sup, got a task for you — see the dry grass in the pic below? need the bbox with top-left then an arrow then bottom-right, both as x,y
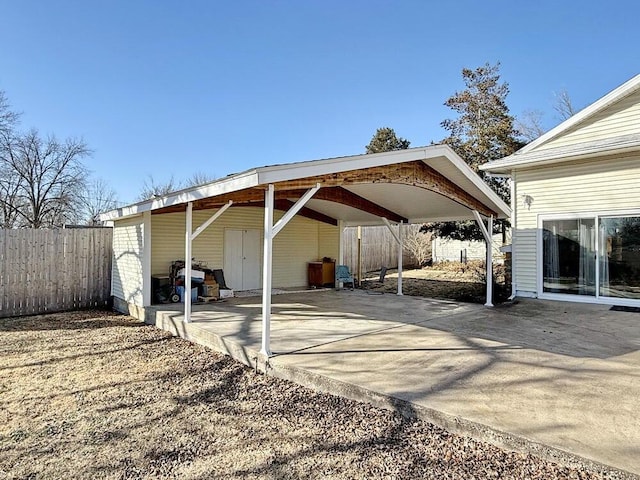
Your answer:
362,262 -> 508,303
0,310 -> 610,479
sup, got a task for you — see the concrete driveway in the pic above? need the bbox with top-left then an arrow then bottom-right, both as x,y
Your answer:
150,291 -> 640,476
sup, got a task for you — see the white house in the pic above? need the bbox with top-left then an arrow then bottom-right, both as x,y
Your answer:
101,145 -> 509,356
482,74 -> 640,307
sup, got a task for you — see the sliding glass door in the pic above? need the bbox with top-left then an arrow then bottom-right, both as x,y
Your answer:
541,215 -> 640,302
542,219 -> 596,296
598,216 -> 640,300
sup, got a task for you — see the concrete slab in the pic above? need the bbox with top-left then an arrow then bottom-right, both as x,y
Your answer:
148,291 -> 640,477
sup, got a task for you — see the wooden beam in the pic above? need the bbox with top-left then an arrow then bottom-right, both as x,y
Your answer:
278,187 -> 406,223
271,161 -> 496,216
320,187 -> 407,223
274,199 -> 337,226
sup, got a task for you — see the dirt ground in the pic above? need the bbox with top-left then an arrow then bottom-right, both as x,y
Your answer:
0,310 -> 614,479
361,261 -> 508,304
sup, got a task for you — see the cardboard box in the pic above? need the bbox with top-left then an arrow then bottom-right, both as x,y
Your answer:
203,284 -> 219,298
219,289 -> 234,298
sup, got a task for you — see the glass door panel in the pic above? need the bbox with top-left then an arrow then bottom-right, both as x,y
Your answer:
598,216 -> 640,299
542,218 -> 596,296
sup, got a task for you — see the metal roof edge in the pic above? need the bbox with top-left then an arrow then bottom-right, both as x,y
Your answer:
99,170 -> 259,221
481,136 -> 640,173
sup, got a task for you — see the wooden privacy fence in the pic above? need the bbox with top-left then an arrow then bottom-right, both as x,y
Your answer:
0,228 -> 113,318
343,225 -> 421,274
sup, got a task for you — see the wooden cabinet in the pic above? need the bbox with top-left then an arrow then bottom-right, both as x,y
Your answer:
308,260 -> 335,288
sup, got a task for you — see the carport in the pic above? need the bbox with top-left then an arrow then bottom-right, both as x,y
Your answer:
102,145 -> 509,356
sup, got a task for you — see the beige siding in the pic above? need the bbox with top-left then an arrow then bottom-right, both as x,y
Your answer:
112,216 -> 145,306
538,90 -> 640,151
317,223 -> 339,262
513,153 -> 640,295
151,207 -> 329,289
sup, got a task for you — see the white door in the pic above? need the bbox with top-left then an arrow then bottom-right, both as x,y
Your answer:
241,229 -> 261,290
224,229 -> 261,290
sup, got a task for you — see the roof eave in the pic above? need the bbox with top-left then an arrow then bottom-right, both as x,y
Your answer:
481,142 -> 640,174
99,170 -> 260,221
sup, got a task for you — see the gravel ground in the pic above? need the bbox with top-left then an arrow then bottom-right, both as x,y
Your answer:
0,310 -> 616,479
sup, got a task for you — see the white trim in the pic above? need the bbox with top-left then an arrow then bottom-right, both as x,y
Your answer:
515,290 -> 537,299
538,292 -> 640,308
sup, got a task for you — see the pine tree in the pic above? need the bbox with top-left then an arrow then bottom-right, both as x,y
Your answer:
365,127 -> 410,153
425,63 -> 524,241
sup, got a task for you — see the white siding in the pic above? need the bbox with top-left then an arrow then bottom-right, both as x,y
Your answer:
151,207 -> 333,289
538,90 -> 640,151
513,153 -> 640,295
112,216 -> 145,306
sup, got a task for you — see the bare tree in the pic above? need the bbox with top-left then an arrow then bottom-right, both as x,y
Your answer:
80,178 -> 119,225
0,168 -> 23,228
137,175 -> 182,201
553,89 -> 577,121
516,109 -> 546,142
0,91 -> 20,139
403,226 -> 432,267
0,91 -> 23,227
186,171 -> 216,187
1,129 -> 90,227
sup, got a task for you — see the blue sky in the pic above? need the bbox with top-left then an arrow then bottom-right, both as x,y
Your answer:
1,1 -> 638,205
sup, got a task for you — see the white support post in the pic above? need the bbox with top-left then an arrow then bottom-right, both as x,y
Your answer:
142,211 -> 152,307
337,220 -> 345,289
381,217 -> 404,296
486,215 -> 494,307
509,177 -> 516,300
191,200 -> 233,240
397,221 -> 403,296
338,220 -> 345,266
472,210 -> 493,307
261,183 -> 320,357
184,202 -> 193,322
261,185 -> 275,357
272,184 -> 320,237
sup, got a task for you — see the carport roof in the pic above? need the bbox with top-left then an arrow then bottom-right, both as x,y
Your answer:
101,144 -> 510,226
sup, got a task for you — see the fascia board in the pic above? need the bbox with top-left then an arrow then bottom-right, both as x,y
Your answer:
99,170 -> 259,221
481,141 -> 640,173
